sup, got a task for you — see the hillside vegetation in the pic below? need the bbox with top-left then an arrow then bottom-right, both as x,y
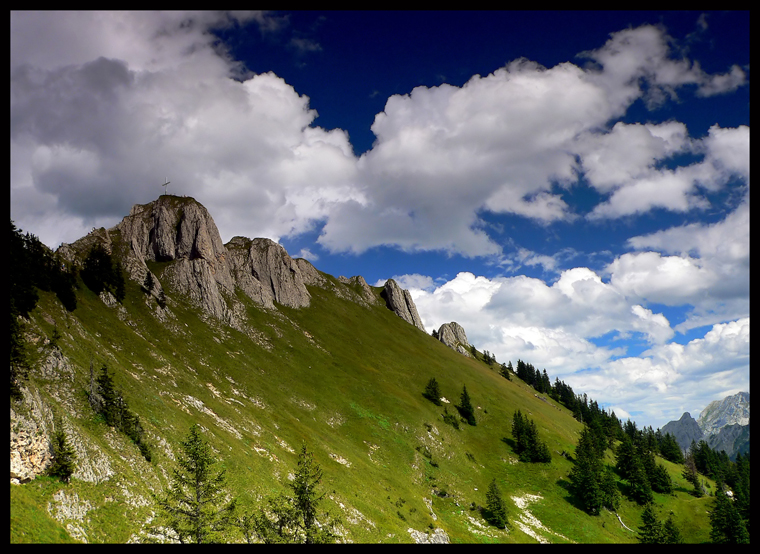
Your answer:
10,216 -> 723,543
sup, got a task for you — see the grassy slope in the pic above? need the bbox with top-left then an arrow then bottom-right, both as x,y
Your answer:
11,265 -> 715,543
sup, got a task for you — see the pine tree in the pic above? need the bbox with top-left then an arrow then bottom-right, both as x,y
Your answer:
456,385 -> 476,426
484,479 -> 508,529
637,503 -> 664,543
47,420 -> 77,484
567,425 -> 604,515
709,487 -> 750,543
251,444 -> 339,543
422,377 -> 442,406
661,515 -> 683,544
152,424 -> 236,543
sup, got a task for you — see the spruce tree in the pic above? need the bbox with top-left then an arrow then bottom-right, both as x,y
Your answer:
567,425 -> 604,515
422,377 -> 442,405
636,503 -> 664,543
456,385 -> 476,426
484,479 -> 508,529
47,420 -> 77,484
251,444 -> 339,543
709,487 -> 750,543
152,424 -> 236,543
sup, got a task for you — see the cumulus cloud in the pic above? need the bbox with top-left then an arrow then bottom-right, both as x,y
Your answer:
11,14 -> 748,259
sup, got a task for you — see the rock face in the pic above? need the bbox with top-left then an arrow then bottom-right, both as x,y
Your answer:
382,279 -> 426,333
660,412 -> 704,453
437,322 -> 471,357
226,236 -> 310,309
697,391 -> 749,437
661,392 -> 750,458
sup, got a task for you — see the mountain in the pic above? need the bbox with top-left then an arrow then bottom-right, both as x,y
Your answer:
697,392 -> 750,437
660,392 -> 750,459
660,412 -> 705,454
11,195 -> 717,543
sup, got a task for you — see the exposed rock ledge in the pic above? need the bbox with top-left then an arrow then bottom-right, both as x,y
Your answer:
437,322 -> 471,357
382,279 -> 426,333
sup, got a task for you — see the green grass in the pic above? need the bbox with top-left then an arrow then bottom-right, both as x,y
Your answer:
11,264 -> 716,543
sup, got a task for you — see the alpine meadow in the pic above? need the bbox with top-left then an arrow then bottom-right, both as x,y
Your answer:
10,195 -> 749,543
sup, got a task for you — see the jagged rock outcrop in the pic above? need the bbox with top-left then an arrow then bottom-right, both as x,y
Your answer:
660,392 -> 750,458
437,322 -> 471,357
381,279 -> 426,333
660,412 -> 704,453
697,391 -> 749,437
338,275 -> 378,308
226,237 -> 310,309
706,423 -> 750,459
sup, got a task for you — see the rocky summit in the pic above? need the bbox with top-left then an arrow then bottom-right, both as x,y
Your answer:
437,322 -> 471,357
381,279 -> 427,333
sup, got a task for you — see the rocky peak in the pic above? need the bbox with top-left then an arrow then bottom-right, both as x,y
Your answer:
437,322 -> 471,357
381,279 -> 426,333
226,237 -> 310,309
660,412 -> 704,453
697,391 -> 749,437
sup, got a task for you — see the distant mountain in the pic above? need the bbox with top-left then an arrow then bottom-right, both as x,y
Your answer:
660,392 -> 750,459
660,412 -> 704,453
697,392 -> 750,437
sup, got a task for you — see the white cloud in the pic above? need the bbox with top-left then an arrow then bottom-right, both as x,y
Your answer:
11,15 -> 748,259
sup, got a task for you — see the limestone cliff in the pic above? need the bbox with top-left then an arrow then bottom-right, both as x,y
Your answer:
660,412 -> 704,453
697,391 -> 749,437
381,279 -> 426,333
226,237 -> 310,309
437,322 -> 471,357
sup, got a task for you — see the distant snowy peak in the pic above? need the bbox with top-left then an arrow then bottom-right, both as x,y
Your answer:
697,391 -> 750,437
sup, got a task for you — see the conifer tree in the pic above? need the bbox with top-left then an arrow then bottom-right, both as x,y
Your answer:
636,503 -> 664,543
484,479 -> 508,529
567,425 -> 604,515
251,444 -> 339,543
661,515 -> 683,544
709,487 -> 750,543
422,377 -> 442,406
47,419 -> 77,484
456,385 -> 476,426
152,424 -> 236,543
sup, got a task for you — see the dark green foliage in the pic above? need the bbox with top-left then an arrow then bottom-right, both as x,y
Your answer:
456,385 -> 476,426
422,377 -> 442,406
11,221 -> 78,399
709,487 -> 749,543
81,244 -> 125,302
681,449 -> 704,497
657,432 -> 684,464
636,503 -> 663,543
10,304 -> 31,401
152,424 -> 237,543
442,406 -> 460,430
511,409 -> 552,463
499,362 -> 511,380
637,503 -> 684,543
249,444 -> 340,543
567,424 -> 619,515
484,479 -> 508,529
567,425 -> 605,515
47,420 -> 77,484
91,364 -> 152,461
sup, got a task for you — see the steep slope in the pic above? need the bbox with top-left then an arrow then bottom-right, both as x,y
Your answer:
11,196 -> 716,544
697,392 -> 750,437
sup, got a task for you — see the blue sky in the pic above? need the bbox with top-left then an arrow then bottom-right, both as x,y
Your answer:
10,11 -> 749,429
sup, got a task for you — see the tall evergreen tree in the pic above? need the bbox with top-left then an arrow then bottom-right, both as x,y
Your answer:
152,424 -> 237,543
47,419 -> 78,484
709,487 -> 750,544
637,503 -> 664,543
456,385 -> 476,426
484,479 -> 508,529
422,377 -> 442,406
568,425 -> 604,515
251,444 -> 339,543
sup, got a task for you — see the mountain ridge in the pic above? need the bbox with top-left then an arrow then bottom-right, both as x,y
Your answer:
11,195 -> 719,543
